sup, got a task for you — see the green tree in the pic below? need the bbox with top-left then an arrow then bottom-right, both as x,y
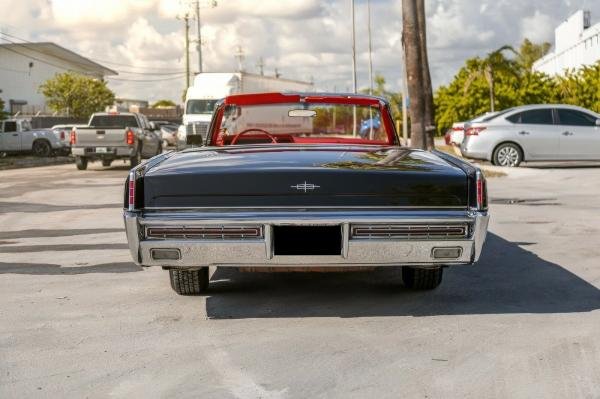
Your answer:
463,45 -> 520,112
39,72 -> 115,118
152,99 -> 176,108
518,38 -> 551,70
555,63 -> 600,113
434,53 -> 558,135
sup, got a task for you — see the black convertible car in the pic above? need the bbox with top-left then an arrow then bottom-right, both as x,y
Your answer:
124,93 -> 489,295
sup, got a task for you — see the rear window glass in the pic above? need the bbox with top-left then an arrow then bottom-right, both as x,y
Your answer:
557,109 -> 597,126
90,115 -> 139,128
507,109 -> 553,125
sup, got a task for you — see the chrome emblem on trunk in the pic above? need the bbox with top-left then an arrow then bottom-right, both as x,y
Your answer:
291,181 -> 320,192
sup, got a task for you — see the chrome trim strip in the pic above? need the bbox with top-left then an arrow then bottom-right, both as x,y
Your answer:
144,205 -> 468,211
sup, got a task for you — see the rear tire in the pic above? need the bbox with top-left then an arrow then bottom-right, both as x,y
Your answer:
102,159 -> 112,167
402,266 -> 443,290
75,156 -> 88,170
492,143 -> 523,167
169,268 -> 209,295
32,140 -> 51,157
130,149 -> 142,167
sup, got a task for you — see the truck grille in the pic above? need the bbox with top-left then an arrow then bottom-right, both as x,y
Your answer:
350,224 -> 469,240
146,225 -> 263,240
186,122 -> 209,137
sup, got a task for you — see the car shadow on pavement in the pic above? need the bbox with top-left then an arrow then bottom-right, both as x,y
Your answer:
0,262 -> 142,274
205,233 -> 600,319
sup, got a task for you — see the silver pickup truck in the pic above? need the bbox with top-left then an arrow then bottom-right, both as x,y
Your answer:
0,119 -> 70,156
71,112 -> 162,170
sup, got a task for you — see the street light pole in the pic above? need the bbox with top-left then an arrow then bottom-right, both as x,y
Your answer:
351,0 -> 357,136
367,0 -> 373,95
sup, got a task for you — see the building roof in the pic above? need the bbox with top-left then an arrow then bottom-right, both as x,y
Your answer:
0,42 -> 118,76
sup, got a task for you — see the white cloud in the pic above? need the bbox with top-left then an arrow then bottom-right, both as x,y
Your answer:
521,10 -> 555,43
1,0 -> 600,102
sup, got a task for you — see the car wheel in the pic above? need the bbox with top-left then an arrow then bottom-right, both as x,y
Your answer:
169,268 -> 209,295
402,266 -> 443,290
102,159 -> 112,167
493,143 -> 522,167
130,150 -> 142,167
32,140 -> 51,157
75,156 -> 88,170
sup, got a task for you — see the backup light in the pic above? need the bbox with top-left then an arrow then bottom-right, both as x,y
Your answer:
432,247 -> 462,259
151,248 -> 181,260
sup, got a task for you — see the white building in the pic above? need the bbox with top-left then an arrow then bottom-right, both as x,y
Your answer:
533,10 -> 600,75
0,42 -> 117,115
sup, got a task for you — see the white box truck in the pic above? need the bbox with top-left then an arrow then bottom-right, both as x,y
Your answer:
183,72 -> 313,145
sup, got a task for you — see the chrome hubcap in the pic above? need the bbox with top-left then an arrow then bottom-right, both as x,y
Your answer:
497,146 -> 519,166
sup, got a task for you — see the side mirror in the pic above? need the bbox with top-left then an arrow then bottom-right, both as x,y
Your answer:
596,119 -> 600,127
149,122 -> 157,131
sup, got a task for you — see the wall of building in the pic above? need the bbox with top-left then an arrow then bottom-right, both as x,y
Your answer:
0,47 -> 103,115
533,10 -> 600,76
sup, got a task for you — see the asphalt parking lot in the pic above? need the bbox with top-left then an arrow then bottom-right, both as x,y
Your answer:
1,161 -> 600,398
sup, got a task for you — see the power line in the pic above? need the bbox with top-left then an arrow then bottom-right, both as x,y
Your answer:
107,74 -> 186,82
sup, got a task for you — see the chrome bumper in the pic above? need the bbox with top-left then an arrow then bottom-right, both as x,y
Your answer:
123,209 -> 489,268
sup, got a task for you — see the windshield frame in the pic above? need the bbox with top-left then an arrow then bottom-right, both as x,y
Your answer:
206,93 -> 398,147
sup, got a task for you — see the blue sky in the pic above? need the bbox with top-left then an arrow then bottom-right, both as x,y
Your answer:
1,0 -> 599,102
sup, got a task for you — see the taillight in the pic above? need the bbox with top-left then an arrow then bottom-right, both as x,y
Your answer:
126,129 -> 135,145
475,170 -> 487,210
128,173 -> 135,211
465,127 -> 486,136
70,130 -> 77,145
60,130 -> 65,140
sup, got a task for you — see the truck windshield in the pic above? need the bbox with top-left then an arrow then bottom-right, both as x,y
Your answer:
186,100 -> 218,115
212,103 -> 392,146
91,115 -> 139,128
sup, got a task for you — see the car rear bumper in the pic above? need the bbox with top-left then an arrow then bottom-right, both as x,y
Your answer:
72,146 -> 134,158
124,209 -> 489,268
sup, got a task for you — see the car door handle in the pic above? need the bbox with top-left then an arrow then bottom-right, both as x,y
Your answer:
518,131 -> 529,135
562,131 -> 574,136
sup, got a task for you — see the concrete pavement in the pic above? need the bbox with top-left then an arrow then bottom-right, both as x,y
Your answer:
0,162 -> 599,398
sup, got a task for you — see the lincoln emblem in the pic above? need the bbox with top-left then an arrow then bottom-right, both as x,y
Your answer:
291,181 -> 320,192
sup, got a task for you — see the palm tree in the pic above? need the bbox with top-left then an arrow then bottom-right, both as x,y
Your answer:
463,45 -> 519,112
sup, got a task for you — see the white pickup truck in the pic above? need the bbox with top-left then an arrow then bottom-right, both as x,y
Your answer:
0,119 -> 70,156
71,112 -> 162,170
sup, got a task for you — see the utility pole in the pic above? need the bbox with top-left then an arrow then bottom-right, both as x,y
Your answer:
367,0 -> 373,95
350,0 -> 357,94
195,1 -> 202,73
256,57 -> 264,75
184,14 -> 190,89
